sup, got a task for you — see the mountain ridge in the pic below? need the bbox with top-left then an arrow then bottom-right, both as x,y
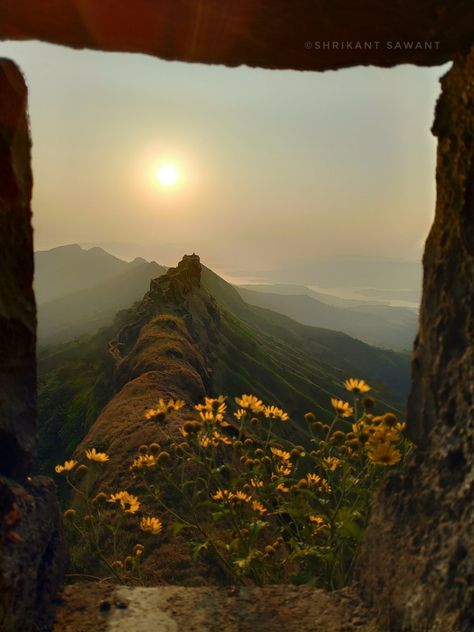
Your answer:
38,254 -> 410,479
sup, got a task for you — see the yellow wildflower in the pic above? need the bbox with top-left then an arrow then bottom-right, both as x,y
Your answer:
200,436 -> 212,448
130,454 -> 158,470
323,456 -> 340,471
251,500 -> 267,515
234,409 -> 247,421
54,460 -> 77,474
164,398 -> 185,412
263,405 -> 289,422
195,396 -> 227,416
309,474 -> 331,494
277,483 -> 290,493
276,464 -> 292,477
212,489 -> 233,502
309,515 -> 328,528
145,398 -> 185,420
344,378 -> 371,394
213,431 -> 232,445
367,442 -> 401,466
370,425 -> 399,444
270,447 -> 291,461
199,410 -> 224,425
84,448 -> 109,463
235,394 -> 265,414
250,478 -> 264,488
232,490 -> 251,503
107,491 -> 140,514
395,421 -> 406,434
140,516 -> 163,535
331,399 -> 354,418
352,420 -> 371,444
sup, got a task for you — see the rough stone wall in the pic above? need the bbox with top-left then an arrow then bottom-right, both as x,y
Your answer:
0,477 -> 66,632
1,0 -> 473,71
0,60 -> 66,632
357,46 -> 474,632
0,59 -> 36,479
408,47 -> 474,445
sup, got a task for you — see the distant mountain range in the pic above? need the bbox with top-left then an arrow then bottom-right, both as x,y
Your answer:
34,245 -> 418,351
236,285 -> 418,350
35,245 -> 167,344
37,253 -> 410,476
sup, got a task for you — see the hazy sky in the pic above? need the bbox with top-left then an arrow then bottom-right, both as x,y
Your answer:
0,41 -> 449,280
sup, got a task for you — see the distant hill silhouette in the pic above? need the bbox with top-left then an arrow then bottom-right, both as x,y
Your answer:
35,244 -> 167,343
35,246 -> 418,351
236,285 -> 418,350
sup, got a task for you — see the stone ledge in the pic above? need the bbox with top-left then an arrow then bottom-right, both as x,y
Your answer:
54,583 -> 377,632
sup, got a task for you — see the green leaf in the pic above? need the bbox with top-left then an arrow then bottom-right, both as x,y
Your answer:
172,521 -> 188,536
191,540 -> 209,562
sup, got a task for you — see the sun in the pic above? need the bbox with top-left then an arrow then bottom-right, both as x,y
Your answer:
156,164 -> 180,187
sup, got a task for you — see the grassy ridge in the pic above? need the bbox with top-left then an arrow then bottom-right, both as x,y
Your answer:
37,263 -> 410,474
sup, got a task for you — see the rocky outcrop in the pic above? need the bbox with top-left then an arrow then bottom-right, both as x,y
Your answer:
0,476 -> 66,632
356,46 -> 474,632
408,46 -> 474,445
0,60 -> 65,632
0,1 -> 473,71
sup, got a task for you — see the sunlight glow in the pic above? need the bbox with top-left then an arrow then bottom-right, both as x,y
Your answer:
156,164 -> 180,187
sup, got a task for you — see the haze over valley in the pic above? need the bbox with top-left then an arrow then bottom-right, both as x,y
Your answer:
35,244 -> 419,351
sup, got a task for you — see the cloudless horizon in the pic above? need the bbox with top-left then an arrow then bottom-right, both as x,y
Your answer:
0,40 -> 450,281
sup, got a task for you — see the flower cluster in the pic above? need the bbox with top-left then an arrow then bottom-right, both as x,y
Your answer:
54,446 -> 163,583
55,378 -> 410,589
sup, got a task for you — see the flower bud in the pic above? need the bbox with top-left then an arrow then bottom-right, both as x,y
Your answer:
63,508 -> 76,520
